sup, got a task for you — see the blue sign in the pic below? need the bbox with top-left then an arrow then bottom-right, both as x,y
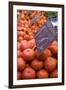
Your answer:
35,21 -> 57,54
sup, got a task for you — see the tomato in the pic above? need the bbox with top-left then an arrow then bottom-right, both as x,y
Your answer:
17,31 -> 25,37
50,69 -> 58,78
22,49 -> 35,61
20,40 -> 29,50
42,49 -> 52,60
17,42 -> 21,50
17,36 -> 23,42
29,35 -> 34,39
17,72 -> 21,80
17,57 -> 26,71
37,69 -> 49,78
28,39 -> 35,49
51,41 -> 58,46
48,45 -> 58,55
23,34 -> 30,41
31,59 -> 43,70
17,50 -> 22,57
22,67 -> 36,79
44,57 -> 57,72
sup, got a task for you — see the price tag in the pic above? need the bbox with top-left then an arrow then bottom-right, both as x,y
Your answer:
35,21 -> 57,54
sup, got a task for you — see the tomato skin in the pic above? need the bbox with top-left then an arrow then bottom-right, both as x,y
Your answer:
22,49 -> 35,61
50,69 -> 58,78
51,41 -> 58,46
17,31 -> 24,37
37,69 -> 49,79
44,57 -> 57,72
17,50 -> 22,57
29,35 -> 34,39
28,39 -> 35,49
23,34 -> 30,41
42,49 -> 52,60
17,36 -> 23,42
48,45 -> 58,55
17,57 -> 26,71
20,40 -> 29,50
35,49 -> 39,58
35,49 -> 43,60
22,67 -> 36,79
17,72 -> 21,80
31,59 -> 43,70
17,42 -> 21,50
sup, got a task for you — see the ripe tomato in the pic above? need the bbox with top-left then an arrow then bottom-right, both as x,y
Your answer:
28,39 -> 35,49
17,42 -> 21,50
17,50 -> 22,57
42,49 -> 52,60
50,69 -> 58,78
20,40 -> 29,50
37,69 -> 49,78
31,59 -> 43,70
22,67 -> 36,79
22,49 -> 35,61
44,57 -> 57,72
17,72 -> 21,80
17,57 -> 26,71
23,34 -> 30,41
17,36 -> 23,42
48,45 -> 58,55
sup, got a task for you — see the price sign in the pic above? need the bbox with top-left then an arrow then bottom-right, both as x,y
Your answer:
35,21 -> 57,54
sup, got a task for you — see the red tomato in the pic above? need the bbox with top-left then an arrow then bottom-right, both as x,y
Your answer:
44,57 -> 57,72
48,45 -> 58,55
20,40 -> 29,50
28,39 -> 35,49
17,72 -> 21,80
22,49 -> 35,61
37,69 -> 49,78
42,49 -> 52,60
31,59 -> 43,70
17,50 -> 22,57
17,31 -> 24,37
22,67 -> 36,79
17,57 -> 26,71
17,36 -> 23,42
23,34 -> 30,41
50,69 -> 58,78
52,41 -> 58,46
17,42 -> 21,50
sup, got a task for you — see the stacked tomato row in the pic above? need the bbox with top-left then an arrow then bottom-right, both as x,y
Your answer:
17,10 -> 58,80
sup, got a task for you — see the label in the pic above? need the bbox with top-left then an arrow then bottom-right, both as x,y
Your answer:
35,21 -> 57,54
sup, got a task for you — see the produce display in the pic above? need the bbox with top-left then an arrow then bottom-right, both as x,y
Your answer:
17,10 -> 58,80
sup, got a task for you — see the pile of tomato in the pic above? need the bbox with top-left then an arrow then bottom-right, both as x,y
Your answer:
17,10 -> 58,80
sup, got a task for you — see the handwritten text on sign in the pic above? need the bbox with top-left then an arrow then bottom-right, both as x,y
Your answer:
35,21 -> 57,54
